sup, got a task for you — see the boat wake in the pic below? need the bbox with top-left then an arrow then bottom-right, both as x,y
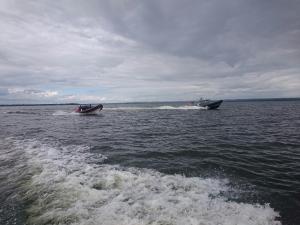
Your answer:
3,110 -> 41,115
52,110 -> 77,116
106,105 -> 206,110
157,105 -> 206,110
1,138 -> 281,225
52,106 -> 207,115
53,110 -> 103,116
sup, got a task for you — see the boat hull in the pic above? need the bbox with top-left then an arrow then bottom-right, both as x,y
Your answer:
197,100 -> 223,110
206,100 -> 223,109
75,104 -> 103,114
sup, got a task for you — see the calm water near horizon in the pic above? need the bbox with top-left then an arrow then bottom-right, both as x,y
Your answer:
0,100 -> 299,225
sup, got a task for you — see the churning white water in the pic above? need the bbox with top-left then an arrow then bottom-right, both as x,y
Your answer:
1,138 -> 281,225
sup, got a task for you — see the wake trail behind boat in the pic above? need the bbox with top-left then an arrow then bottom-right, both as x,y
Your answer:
0,138 -> 281,225
105,105 -> 206,110
52,110 -> 78,116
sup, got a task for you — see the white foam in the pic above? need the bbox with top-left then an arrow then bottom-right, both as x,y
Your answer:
105,105 -> 205,110
8,139 -> 281,225
157,105 -> 206,110
53,110 -> 103,116
53,105 -> 206,113
52,110 -> 79,116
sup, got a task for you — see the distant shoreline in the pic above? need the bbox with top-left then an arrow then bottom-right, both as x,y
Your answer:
0,97 -> 299,106
0,103 -> 79,107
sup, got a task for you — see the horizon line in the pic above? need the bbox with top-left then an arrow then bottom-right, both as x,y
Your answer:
0,97 -> 300,106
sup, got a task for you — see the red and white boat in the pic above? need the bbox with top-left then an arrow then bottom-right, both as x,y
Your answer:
75,104 -> 103,114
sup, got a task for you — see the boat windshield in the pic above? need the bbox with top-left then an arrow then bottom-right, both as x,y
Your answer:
79,104 -> 92,109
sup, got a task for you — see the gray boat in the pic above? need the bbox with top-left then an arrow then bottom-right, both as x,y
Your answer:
75,104 -> 103,114
196,99 -> 223,109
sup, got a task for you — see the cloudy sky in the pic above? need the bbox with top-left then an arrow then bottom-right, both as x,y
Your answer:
0,0 -> 299,103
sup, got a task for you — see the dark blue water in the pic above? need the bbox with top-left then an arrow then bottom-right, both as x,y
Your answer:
0,100 -> 299,225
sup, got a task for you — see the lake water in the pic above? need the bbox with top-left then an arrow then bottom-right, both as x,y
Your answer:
0,100 -> 299,225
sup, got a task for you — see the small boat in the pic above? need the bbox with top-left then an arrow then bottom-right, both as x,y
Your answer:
196,99 -> 223,110
75,104 -> 103,114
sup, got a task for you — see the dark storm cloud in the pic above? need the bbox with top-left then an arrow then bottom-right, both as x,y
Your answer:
94,0 -> 300,66
0,0 -> 299,103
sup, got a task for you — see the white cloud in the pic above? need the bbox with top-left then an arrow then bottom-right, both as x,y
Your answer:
62,94 -> 106,103
8,88 -> 58,96
0,0 -> 299,104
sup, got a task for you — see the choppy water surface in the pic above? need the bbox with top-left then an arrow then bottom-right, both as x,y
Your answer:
0,100 -> 299,225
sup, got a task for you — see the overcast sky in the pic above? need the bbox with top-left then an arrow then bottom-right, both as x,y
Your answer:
0,0 -> 299,103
